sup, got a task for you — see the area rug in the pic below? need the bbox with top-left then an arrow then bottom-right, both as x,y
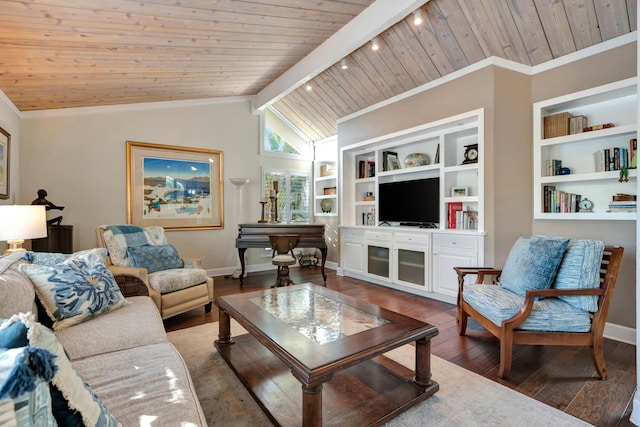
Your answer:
167,322 -> 591,426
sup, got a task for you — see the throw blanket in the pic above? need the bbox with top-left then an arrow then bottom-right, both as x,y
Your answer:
105,225 -> 148,248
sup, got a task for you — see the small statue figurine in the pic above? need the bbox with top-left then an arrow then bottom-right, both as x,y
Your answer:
31,189 -> 64,226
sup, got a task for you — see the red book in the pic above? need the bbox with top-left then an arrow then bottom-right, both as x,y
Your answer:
448,202 -> 463,229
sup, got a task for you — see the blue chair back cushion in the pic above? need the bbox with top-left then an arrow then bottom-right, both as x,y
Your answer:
126,244 -> 184,274
552,239 -> 604,312
463,284 -> 591,332
499,235 -> 570,297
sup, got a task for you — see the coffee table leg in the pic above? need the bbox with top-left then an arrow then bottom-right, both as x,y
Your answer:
216,308 -> 233,345
302,383 -> 322,427
414,337 -> 433,389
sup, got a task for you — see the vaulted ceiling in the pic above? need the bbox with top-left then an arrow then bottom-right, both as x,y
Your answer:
0,0 -> 636,142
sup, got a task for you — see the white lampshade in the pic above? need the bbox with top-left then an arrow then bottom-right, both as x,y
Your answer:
0,205 -> 47,253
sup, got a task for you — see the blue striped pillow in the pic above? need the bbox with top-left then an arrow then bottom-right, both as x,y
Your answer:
553,240 -> 604,312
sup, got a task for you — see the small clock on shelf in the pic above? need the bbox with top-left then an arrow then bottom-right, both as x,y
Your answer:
462,144 -> 479,164
578,198 -> 593,212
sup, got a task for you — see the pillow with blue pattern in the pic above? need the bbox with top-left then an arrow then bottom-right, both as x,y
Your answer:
0,313 -> 121,426
499,235 -> 570,297
126,244 -> 184,274
19,250 -> 128,331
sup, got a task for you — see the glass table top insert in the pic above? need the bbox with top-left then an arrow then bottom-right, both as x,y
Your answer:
250,289 -> 389,345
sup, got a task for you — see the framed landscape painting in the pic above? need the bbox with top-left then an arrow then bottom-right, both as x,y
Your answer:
0,126 -> 10,199
127,141 -> 224,230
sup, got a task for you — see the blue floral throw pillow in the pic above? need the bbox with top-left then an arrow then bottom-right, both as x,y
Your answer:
499,235 -> 571,297
126,244 -> 184,274
19,254 -> 128,331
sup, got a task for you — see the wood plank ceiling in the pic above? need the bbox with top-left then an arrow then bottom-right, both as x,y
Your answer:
0,0 -> 636,142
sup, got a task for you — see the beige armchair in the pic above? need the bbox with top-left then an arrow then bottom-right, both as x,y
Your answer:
96,225 -> 214,319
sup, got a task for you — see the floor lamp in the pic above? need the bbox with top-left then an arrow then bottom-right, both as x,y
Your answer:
229,178 -> 250,279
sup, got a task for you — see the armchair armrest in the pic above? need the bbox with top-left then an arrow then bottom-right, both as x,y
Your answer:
182,257 -> 202,269
454,267 -> 502,285
108,266 -> 151,297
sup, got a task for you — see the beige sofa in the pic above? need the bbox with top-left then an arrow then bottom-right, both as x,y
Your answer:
0,252 -> 207,425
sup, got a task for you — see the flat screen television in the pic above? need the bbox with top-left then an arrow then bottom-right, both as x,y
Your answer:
378,177 -> 440,226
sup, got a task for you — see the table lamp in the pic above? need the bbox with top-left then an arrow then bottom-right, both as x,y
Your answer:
0,205 -> 47,254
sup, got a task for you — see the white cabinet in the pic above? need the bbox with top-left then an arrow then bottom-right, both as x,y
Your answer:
339,226 -> 484,303
432,234 -> 481,298
340,109 -> 484,231
314,160 -> 337,217
533,78 -> 637,220
341,228 -> 364,274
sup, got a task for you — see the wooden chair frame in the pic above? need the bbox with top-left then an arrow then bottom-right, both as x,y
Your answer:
455,245 -> 624,379
269,234 -> 298,287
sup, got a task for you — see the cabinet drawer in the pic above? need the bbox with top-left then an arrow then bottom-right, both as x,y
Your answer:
394,233 -> 430,246
341,228 -> 365,239
366,231 -> 392,242
432,234 -> 478,250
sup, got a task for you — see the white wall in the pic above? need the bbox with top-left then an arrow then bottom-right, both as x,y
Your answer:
0,94 -> 22,252
18,99 -> 265,272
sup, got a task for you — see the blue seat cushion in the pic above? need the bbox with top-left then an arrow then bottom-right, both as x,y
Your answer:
463,284 -> 592,332
499,235 -> 570,297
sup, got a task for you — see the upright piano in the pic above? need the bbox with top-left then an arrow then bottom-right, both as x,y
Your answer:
235,223 -> 327,285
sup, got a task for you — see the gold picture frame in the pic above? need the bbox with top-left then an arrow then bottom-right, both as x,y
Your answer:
0,126 -> 10,199
127,141 -> 224,230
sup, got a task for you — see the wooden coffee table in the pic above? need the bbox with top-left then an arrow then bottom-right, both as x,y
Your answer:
214,283 -> 439,427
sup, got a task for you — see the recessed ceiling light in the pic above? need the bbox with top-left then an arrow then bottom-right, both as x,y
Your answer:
305,81 -> 312,91
341,58 -> 348,70
413,10 -> 423,26
371,37 -> 379,51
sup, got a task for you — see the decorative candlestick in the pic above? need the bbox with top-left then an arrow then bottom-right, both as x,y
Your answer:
258,201 -> 267,223
269,194 -> 279,223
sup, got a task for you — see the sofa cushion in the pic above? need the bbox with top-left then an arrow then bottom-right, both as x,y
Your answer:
55,297 -> 167,361
0,253 -> 36,319
499,235 -> 571,297
127,244 -> 184,273
463,284 -> 592,332
23,248 -> 109,267
19,251 -> 128,331
72,342 -> 206,426
0,313 -> 121,426
148,268 -> 208,294
553,239 -> 604,312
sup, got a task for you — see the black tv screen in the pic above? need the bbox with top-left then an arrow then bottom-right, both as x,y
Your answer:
378,178 -> 439,226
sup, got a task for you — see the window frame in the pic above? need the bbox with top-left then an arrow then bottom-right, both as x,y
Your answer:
262,168 -> 311,224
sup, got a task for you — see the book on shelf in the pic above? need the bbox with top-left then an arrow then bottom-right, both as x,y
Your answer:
593,147 -> 628,172
583,123 -> 614,132
358,160 -> 365,179
454,208 -> 478,230
447,202 -> 462,229
608,199 -> 637,212
569,115 -> 587,134
613,193 -> 636,201
545,159 -> 562,176
543,186 -> 581,213
367,161 -> 375,177
543,112 -> 571,138
630,138 -> 637,169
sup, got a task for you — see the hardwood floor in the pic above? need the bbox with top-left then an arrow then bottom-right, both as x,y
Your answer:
163,268 -> 636,427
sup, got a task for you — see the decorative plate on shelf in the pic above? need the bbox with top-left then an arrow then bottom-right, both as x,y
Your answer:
320,198 -> 334,213
404,153 -> 429,168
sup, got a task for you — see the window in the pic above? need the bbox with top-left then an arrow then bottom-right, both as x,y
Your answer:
262,108 -> 312,159
263,169 -> 310,223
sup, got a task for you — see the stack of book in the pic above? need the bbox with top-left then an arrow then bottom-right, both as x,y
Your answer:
608,201 -> 636,213
543,185 -> 581,213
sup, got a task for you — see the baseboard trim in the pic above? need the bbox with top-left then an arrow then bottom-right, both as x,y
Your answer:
604,322 -> 636,345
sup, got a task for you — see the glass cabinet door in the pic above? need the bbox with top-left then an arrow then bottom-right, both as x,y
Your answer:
397,248 -> 425,286
367,245 -> 389,278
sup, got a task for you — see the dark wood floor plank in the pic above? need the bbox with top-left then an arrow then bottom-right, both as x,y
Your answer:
163,267 -> 635,427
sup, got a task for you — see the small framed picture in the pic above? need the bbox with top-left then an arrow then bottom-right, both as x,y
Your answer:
388,154 -> 401,170
451,186 -> 468,197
